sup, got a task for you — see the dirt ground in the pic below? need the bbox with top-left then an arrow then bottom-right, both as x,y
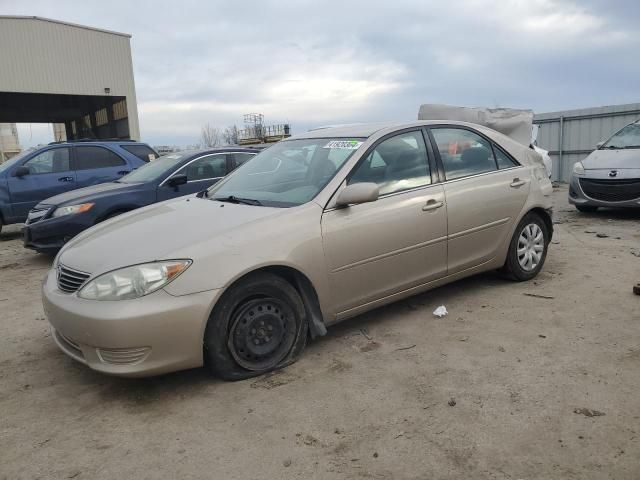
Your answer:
1,185 -> 639,480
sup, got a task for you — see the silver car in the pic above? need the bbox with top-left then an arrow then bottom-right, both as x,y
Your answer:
43,121 -> 553,379
570,120 -> 640,212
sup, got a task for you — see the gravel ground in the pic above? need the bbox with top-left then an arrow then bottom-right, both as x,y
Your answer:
1,185 -> 639,480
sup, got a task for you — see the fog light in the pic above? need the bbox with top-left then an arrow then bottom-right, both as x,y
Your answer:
96,347 -> 151,365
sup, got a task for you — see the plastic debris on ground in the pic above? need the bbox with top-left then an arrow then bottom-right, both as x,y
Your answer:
433,305 -> 448,318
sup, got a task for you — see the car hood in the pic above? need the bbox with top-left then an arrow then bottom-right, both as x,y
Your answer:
37,182 -> 144,207
58,196 -> 288,275
582,148 -> 640,170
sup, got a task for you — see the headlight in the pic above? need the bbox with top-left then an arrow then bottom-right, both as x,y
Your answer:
52,203 -> 94,218
78,260 -> 191,301
573,162 -> 585,175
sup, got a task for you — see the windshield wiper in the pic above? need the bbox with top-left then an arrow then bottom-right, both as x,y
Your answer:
214,195 -> 263,206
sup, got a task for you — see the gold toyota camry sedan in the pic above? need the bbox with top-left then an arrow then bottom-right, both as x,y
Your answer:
43,121 -> 553,379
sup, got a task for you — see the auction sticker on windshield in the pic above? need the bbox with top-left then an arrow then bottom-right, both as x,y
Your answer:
323,140 -> 363,149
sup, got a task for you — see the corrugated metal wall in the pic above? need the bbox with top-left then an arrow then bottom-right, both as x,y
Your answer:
0,16 -> 139,139
534,103 -> 640,181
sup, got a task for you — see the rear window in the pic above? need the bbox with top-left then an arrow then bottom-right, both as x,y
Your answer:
121,144 -> 158,162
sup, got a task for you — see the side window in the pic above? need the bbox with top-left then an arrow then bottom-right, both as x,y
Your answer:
232,152 -> 255,167
76,146 -> 126,170
348,131 -> 431,196
23,148 -> 71,174
494,146 -> 518,169
431,128 -> 497,181
184,154 -> 227,181
121,145 -> 158,162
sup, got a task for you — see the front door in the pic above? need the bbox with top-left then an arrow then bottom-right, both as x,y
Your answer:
6,146 -> 74,220
321,130 -> 448,315
429,127 -> 530,274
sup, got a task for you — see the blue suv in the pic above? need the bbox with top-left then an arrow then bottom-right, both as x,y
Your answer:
0,140 -> 157,234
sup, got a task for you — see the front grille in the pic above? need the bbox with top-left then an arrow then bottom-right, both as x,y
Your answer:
57,264 -> 91,293
580,178 -> 640,202
26,206 -> 52,225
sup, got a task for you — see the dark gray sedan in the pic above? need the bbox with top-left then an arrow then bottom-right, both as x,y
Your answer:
569,120 -> 640,212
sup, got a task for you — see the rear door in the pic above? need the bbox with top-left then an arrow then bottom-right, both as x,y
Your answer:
157,153 -> 231,201
428,126 -> 530,274
74,145 -> 130,187
6,146 -> 74,220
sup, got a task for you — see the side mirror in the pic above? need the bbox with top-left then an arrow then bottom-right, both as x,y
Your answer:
167,173 -> 188,187
14,166 -> 30,177
596,141 -> 604,149
335,182 -> 379,207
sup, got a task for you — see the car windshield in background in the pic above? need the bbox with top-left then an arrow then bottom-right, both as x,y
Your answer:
118,153 -> 187,183
209,138 -> 364,207
603,123 -> 640,149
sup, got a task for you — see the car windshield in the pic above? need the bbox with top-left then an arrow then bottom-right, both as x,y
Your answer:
208,138 -> 364,207
119,153 -> 188,183
0,149 -> 32,174
602,123 -> 640,149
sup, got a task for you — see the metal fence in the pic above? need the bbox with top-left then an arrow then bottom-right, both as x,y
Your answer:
533,103 -> 640,182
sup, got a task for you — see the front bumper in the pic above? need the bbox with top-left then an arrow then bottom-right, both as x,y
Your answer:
42,268 -> 221,377
569,174 -> 640,208
23,212 -> 92,253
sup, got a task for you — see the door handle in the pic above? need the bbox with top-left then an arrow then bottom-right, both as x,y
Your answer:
118,170 -> 130,175
58,176 -> 74,182
422,199 -> 444,212
510,178 -> 526,188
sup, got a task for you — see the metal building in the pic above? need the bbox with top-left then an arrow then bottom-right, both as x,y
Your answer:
534,103 -> 640,181
0,16 -> 139,140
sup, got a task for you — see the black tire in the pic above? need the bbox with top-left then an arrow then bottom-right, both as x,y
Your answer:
204,272 -> 308,381
576,205 -> 598,213
503,212 -> 550,282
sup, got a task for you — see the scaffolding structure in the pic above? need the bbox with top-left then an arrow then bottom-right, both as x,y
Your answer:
238,113 -> 291,145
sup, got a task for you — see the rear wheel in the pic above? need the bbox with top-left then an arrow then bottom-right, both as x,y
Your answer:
204,272 -> 308,381
503,212 -> 549,281
576,205 -> 598,213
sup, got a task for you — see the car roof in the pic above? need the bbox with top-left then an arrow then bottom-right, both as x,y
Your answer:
161,147 -> 258,160
46,141 -> 152,148
288,120 -> 499,140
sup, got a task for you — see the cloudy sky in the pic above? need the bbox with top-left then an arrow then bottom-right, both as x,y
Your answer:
3,0 -> 639,147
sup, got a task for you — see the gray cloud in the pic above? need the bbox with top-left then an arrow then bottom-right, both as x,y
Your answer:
5,0 -> 640,147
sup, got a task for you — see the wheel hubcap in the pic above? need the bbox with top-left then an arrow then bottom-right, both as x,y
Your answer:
228,298 -> 296,371
517,223 -> 544,272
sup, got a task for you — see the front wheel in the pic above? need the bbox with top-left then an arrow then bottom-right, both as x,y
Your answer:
503,213 -> 550,281
204,272 -> 308,381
